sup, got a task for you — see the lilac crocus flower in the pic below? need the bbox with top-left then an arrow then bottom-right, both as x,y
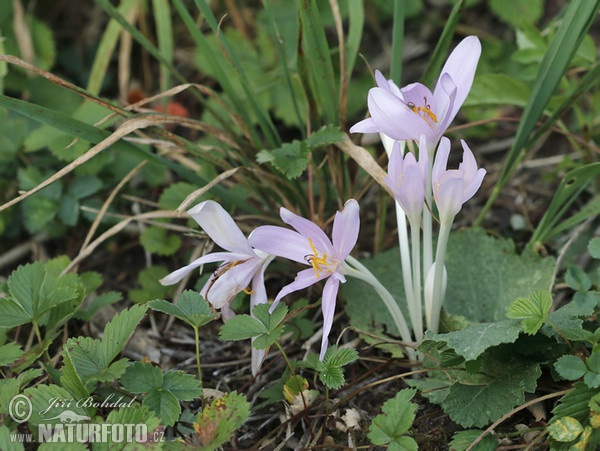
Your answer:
160,200 -> 274,374
249,200 -> 360,359
432,137 -> 486,224
350,36 -> 481,149
384,136 -> 429,224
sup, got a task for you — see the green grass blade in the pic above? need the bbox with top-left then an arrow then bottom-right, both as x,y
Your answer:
170,0 -> 257,146
421,0 -> 465,87
528,163 -> 600,248
476,0 -> 600,225
527,60 -> 600,148
262,0 -> 305,137
345,0 -> 364,78
152,0 -> 174,98
296,0 -> 339,125
0,94 -> 248,211
96,0 -> 177,81
87,0 -> 140,95
193,0 -> 281,147
390,0 -> 404,84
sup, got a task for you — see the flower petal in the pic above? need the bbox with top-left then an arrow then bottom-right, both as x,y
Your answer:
349,117 -> 379,134
188,201 -> 254,255
249,226 -> 311,264
368,88 -> 432,141
271,268 -> 322,310
279,208 -> 333,254
432,73 -> 457,139
203,258 -> 262,309
435,36 -> 481,120
435,176 -> 465,223
379,133 -> 401,157
319,275 -> 341,360
332,200 -> 360,260
432,137 -> 451,182
159,251 -> 243,285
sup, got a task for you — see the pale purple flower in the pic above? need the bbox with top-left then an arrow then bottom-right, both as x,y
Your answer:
249,200 -> 360,359
384,136 -> 429,224
350,36 -> 481,149
160,200 -> 273,374
432,137 -> 486,224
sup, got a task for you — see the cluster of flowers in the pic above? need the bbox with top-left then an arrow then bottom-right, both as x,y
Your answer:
161,35 -> 485,373
350,35 -> 485,338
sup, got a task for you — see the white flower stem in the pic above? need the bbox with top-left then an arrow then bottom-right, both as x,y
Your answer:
428,220 -> 452,333
423,156 -> 434,287
409,218 -> 423,342
394,203 -> 419,337
343,256 -> 415,360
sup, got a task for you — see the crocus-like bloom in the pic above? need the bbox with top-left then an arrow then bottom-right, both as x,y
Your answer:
350,36 -> 481,149
432,137 -> 486,224
249,200 -> 360,359
385,136 -> 429,224
160,200 -> 273,374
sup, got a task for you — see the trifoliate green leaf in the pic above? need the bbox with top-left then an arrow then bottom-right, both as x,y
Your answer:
506,291 -> 552,334
257,140 -> 310,179
368,389 -> 418,450
162,371 -> 202,401
1,261 -> 79,328
64,305 -> 147,388
554,355 -> 587,381
149,290 -> 218,329
219,303 -> 287,349
317,346 -> 359,389
121,362 -> 164,394
99,304 -> 148,364
122,362 -> 200,426
144,388 -> 181,426
219,315 -> 268,341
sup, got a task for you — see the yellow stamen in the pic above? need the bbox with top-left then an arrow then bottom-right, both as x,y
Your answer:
243,286 -> 253,295
414,106 -> 438,123
307,238 -> 328,278
407,97 -> 438,124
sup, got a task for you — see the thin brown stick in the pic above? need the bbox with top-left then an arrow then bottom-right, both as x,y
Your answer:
79,161 -> 147,255
336,135 -> 392,196
328,0 -> 347,129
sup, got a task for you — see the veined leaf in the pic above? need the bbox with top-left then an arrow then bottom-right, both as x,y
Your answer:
506,291 -> 552,335
555,355 -> 587,381
219,303 -> 287,349
368,389 -> 418,450
149,290 -> 218,329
